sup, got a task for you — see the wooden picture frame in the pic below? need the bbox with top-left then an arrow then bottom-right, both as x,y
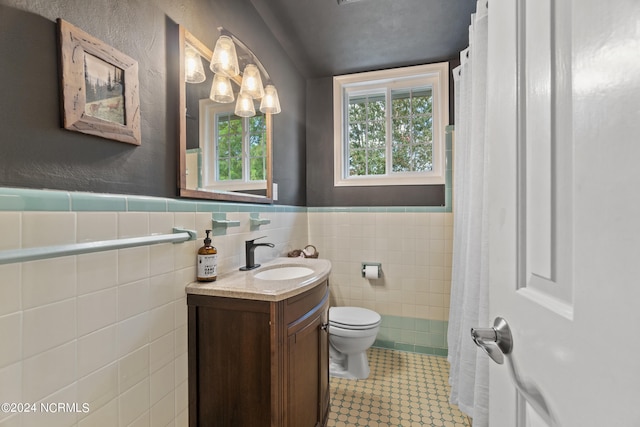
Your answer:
58,18 -> 141,145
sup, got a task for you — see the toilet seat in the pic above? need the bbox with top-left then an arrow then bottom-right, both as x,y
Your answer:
329,323 -> 379,338
329,307 -> 381,330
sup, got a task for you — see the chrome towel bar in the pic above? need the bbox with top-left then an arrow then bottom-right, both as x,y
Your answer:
0,227 -> 196,265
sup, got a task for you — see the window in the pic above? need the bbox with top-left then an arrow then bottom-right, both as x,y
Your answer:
200,101 -> 267,192
333,63 -> 449,186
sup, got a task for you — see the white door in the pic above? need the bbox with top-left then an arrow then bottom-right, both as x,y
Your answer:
484,0 -> 640,426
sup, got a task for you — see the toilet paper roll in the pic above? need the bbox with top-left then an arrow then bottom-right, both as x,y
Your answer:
364,265 -> 380,279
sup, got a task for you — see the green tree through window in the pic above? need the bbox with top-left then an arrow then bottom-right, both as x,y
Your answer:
391,87 -> 433,173
215,112 -> 266,182
346,88 -> 433,177
348,94 -> 386,176
248,115 -> 266,181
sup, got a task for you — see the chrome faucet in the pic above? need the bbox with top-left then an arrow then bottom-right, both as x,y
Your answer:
240,236 -> 275,271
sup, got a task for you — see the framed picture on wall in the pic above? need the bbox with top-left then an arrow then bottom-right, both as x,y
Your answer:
57,18 -> 141,145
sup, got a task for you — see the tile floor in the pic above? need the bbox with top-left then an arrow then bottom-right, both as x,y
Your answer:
327,348 -> 471,427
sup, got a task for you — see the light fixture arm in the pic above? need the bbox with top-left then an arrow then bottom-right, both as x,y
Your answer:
218,27 -> 273,85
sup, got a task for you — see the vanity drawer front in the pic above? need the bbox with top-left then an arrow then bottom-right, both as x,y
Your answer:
283,280 -> 328,326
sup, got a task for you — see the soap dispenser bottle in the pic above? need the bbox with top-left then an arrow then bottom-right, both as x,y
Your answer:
197,230 -> 217,282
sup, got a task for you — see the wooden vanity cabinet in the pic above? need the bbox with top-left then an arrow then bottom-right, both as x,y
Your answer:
188,280 -> 330,427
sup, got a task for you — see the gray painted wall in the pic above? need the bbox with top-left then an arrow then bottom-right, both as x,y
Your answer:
0,0 -> 306,206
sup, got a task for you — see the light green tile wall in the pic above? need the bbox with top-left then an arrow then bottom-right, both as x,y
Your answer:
0,187 -> 306,214
374,315 -> 448,357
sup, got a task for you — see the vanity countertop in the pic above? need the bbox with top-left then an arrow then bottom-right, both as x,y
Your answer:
185,257 -> 331,301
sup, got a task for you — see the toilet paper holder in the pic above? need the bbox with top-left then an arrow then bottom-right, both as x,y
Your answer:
361,262 -> 382,278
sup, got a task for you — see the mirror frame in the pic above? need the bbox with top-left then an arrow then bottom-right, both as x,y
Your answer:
178,26 -> 273,204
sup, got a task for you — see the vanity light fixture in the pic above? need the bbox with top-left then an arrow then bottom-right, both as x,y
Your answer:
208,27 -> 281,117
210,73 -> 235,103
239,64 -> 265,99
210,35 -> 239,77
260,84 -> 281,114
235,92 -> 256,117
257,84 -> 280,115
185,45 -> 206,84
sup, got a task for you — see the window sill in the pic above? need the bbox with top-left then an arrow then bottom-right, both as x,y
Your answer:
334,174 -> 445,187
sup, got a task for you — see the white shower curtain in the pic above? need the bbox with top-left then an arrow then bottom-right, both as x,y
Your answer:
447,2 -> 490,426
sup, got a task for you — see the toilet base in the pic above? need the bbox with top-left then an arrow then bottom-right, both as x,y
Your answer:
329,347 -> 371,379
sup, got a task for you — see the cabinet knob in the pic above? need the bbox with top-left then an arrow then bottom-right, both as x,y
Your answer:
320,323 -> 329,331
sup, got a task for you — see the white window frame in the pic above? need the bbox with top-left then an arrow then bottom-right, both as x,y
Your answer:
333,63 -> 449,187
199,99 -> 267,192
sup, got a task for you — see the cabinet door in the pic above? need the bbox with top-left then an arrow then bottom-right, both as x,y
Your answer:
188,297 -> 273,427
318,302 -> 330,426
287,299 -> 329,427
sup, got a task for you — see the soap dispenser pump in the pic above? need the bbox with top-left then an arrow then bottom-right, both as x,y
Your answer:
197,230 -> 217,282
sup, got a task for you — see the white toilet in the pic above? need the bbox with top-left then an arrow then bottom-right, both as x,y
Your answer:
328,306 -> 381,379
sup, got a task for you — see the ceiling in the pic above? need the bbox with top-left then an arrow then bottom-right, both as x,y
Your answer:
250,0 -> 477,78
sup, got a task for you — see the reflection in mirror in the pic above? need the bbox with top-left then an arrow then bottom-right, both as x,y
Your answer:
178,27 -> 274,203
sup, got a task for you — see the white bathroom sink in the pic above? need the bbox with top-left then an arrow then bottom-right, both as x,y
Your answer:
254,266 -> 314,281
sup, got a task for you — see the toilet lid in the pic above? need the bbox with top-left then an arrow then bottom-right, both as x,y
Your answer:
330,307 -> 381,329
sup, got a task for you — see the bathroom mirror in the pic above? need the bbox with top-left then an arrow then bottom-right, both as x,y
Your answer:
178,26 -> 272,203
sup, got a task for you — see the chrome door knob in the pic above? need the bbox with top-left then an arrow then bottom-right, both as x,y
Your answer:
471,317 -> 513,364
470,317 -> 556,425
